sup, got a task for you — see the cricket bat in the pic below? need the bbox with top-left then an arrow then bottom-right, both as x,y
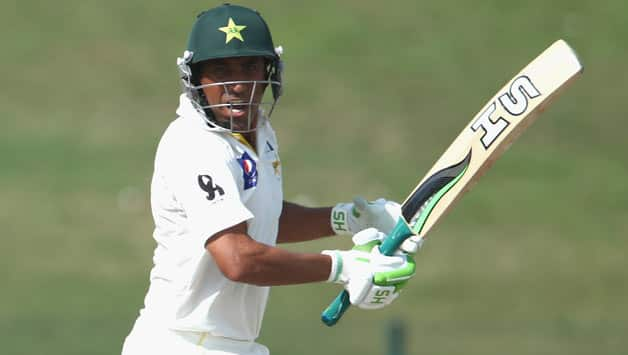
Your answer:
321,39 -> 583,326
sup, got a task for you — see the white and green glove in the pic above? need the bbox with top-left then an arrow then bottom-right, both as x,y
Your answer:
331,197 -> 401,236
322,228 -> 416,310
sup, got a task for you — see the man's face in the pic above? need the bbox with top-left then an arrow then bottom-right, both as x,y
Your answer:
198,56 -> 267,132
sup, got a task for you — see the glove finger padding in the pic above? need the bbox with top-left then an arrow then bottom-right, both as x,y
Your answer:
370,247 -> 416,286
351,228 -> 386,247
352,196 -> 369,213
346,275 -> 373,305
399,235 -> 425,255
323,231 -> 416,310
331,197 -> 402,236
354,253 -> 414,309
352,244 -> 415,309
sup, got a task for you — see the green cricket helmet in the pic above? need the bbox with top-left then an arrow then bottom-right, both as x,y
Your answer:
176,3 -> 283,133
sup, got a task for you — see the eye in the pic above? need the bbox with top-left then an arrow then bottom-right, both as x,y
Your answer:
210,65 -> 229,77
245,62 -> 263,74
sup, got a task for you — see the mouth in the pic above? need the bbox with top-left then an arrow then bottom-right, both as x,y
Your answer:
219,102 -> 248,118
211,101 -> 260,131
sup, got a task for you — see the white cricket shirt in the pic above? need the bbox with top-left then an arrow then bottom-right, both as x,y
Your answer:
139,95 -> 283,341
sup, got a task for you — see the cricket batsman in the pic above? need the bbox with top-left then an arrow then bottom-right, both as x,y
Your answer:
121,4 -> 420,354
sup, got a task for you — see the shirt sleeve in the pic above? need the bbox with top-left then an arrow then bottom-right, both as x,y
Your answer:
166,140 -> 253,246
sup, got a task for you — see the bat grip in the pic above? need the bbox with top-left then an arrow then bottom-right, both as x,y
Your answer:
321,218 -> 414,326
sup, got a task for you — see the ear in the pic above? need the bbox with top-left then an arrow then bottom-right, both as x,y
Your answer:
191,62 -> 208,86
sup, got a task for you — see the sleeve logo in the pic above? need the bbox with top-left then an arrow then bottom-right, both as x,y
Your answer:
237,152 -> 258,190
198,175 -> 225,200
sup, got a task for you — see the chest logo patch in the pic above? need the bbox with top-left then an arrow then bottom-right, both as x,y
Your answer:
198,175 -> 225,201
237,152 -> 258,190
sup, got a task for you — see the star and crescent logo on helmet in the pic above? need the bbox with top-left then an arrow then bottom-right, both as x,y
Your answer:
218,18 -> 247,44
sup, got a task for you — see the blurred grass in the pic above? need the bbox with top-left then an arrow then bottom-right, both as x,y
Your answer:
1,0 -> 627,354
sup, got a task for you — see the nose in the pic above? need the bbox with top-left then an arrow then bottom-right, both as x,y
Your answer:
229,81 -> 250,95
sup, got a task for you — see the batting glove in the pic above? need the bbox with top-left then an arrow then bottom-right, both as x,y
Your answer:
322,228 -> 416,310
331,197 -> 402,236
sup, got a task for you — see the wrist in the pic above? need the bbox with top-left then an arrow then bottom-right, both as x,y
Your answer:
321,250 -> 342,283
330,202 -> 352,235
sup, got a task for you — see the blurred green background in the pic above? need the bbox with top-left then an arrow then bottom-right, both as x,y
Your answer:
2,0 -> 626,354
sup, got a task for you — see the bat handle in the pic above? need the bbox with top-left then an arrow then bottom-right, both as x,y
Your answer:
320,218 -> 414,326
321,290 -> 351,326
379,218 -> 414,255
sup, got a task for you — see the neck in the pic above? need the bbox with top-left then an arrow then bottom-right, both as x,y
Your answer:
244,132 -> 256,150
232,132 -> 257,153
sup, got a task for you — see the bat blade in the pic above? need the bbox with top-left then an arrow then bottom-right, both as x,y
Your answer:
322,39 -> 583,326
403,39 -> 583,237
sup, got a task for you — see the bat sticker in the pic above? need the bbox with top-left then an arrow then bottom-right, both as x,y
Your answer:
403,151 -> 471,234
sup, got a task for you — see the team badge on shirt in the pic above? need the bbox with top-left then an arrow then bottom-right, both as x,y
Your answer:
237,152 -> 258,189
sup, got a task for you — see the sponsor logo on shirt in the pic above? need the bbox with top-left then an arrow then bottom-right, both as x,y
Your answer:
237,152 -> 258,190
197,175 -> 225,200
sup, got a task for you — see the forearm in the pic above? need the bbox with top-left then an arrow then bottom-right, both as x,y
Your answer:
277,201 -> 335,243
206,223 -> 332,286
231,242 -> 331,286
